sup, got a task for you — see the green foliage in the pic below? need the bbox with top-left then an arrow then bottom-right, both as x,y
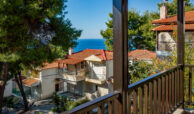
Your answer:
0,0 -> 81,73
152,31 -> 194,71
51,92 -> 69,112
67,99 -> 89,110
158,0 -> 194,16
101,0 -> 194,51
129,60 -> 156,83
101,10 -> 157,51
51,93 -> 89,112
3,96 -> 22,108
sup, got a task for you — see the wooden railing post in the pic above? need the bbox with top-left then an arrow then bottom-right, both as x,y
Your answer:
113,0 -> 128,114
177,0 -> 185,108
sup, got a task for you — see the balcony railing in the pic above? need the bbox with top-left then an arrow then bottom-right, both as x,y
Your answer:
85,74 -> 106,85
62,69 -> 86,81
65,65 -> 193,114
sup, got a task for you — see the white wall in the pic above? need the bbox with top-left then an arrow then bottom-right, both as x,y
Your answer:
157,32 -> 194,52
89,61 -> 106,80
158,32 -> 176,51
106,60 -> 113,79
4,80 -> 12,97
98,86 -> 109,96
39,68 -> 59,99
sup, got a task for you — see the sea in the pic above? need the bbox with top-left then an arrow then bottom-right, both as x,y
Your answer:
74,38 -> 106,53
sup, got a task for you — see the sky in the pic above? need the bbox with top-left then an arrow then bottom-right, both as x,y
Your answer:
66,0 -> 194,39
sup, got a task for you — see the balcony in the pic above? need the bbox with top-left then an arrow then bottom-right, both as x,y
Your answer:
62,69 -> 86,82
85,74 -> 106,85
67,65 -> 194,114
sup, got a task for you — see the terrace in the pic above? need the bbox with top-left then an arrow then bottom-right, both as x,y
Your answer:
65,0 -> 193,114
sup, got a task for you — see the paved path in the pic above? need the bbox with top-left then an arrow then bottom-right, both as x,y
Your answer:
3,99 -> 55,114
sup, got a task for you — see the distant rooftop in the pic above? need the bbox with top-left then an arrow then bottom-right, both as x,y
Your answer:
152,10 -> 194,31
128,49 -> 156,60
41,49 -> 113,70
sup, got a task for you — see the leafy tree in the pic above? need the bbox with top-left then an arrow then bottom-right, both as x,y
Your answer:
0,0 -> 81,112
51,93 -> 89,112
101,10 -> 158,51
158,0 -> 194,16
51,93 -> 70,112
101,0 -> 194,51
67,99 -> 89,110
129,60 -> 156,83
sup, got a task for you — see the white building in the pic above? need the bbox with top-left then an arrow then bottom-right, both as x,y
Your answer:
152,5 -> 194,57
11,49 -> 113,100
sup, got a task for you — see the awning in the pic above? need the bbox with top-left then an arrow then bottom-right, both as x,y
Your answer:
22,78 -> 39,87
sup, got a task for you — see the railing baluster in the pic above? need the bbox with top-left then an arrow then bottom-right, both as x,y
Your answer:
153,80 -> 157,114
180,66 -> 184,105
98,104 -> 104,114
166,75 -> 169,113
177,67 -> 180,105
133,89 -> 138,114
172,71 -> 174,108
162,76 -> 165,113
169,72 -> 172,112
149,82 -> 153,114
139,87 -> 143,114
127,92 -> 131,114
108,100 -> 113,114
144,84 -> 148,114
158,78 -> 161,114
188,66 -> 192,106
174,69 -> 177,106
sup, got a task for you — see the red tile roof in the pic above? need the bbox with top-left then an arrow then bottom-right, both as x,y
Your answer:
40,49 -> 113,70
152,10 -> 194,24
22,78 -> 39,87
61,58 -> 84,65
128,49 -> 156,60
41,62 -> 59,70
68,49 -> 113,61
152,24 -> 194,31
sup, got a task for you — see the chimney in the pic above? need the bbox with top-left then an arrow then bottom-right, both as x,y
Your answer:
68,47 -> 73,55
160,5 -> 167,19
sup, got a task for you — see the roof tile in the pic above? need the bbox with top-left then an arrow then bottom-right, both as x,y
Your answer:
40,49 -> 113,70
152,10 -> 194,24
128,49 -> 156,60
22,78 -> 39,87
152,24 -> 194,31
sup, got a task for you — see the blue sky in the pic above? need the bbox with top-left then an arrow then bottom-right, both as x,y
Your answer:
66,0 -> 194,39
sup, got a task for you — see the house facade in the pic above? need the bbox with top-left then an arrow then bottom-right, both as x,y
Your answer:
58,49 -> 113,100
152,5 -> 194,57
11,49 -> 113,101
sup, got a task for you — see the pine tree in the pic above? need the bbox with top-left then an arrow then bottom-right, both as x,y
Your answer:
0,0 -> 81,112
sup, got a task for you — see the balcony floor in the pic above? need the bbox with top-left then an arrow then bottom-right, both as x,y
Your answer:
173,108 -> 194,114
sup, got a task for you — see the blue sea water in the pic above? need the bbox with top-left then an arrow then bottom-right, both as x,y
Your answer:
74,39 -> 106,53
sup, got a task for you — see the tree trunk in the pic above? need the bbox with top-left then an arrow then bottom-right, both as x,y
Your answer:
15,73 -> 29,111
0,63 -> 8,114
0,82 -> 6,114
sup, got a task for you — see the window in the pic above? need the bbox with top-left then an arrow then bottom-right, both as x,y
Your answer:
95,85 -> 98,91
81,62 -> 86,69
